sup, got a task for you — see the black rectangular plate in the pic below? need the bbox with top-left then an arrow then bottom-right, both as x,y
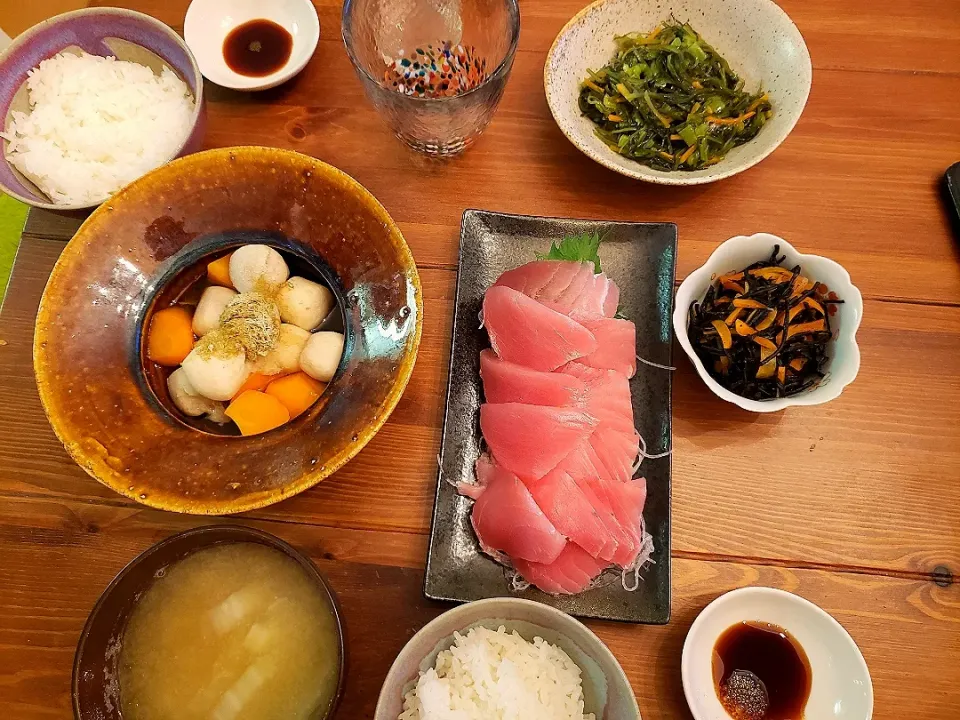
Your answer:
424,210 -> 677,624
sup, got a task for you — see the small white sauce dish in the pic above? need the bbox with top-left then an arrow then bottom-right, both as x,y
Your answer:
682,587 -> 873,720
183,0 -> 319,91
673,232 -> 863,412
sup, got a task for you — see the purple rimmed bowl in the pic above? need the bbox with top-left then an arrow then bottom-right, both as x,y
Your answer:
0,7 -> 206,211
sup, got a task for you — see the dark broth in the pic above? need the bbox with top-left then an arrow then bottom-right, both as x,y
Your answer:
223,19 -> 293,77
712,621 -> 811,720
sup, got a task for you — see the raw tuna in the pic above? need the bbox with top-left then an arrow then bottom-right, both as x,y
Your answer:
514,543 -> 610,595
511,558 -> 573,594
577,317 -> 637,378
494,260 -> 592,303
480,403 -> 597,480
497,260 -> 621,319
483,285 -> 598,371
590,426 -> 640,483
467,257 -> 652,594
551,443 -> 637,565
480,350 -> 585,407
562,363 -> 635,430
527,467 -> 614,560
468,460 -> 567,564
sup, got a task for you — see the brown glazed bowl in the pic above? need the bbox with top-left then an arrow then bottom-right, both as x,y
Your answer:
73,525 -> 344,720
34,146 -> 422,514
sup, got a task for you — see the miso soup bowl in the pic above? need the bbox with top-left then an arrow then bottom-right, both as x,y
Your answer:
34,146 -> 422,514
73,525 -> 344,720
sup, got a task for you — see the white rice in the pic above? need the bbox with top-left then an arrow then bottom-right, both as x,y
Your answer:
1,50 -> 194,206
399,626 -> 596,720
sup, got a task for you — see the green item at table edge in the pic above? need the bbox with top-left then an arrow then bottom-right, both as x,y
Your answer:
0,194 -> 28,306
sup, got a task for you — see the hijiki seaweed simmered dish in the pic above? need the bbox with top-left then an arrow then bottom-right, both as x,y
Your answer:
456,235 -> 656,595
579,22 -> 773,171
687,246 -> 843,401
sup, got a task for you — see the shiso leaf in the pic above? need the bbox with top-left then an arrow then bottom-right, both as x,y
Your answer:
537,232 -> 603,273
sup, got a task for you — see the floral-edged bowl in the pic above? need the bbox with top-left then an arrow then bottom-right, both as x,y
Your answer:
544,0 -> 811,185
673,233 -> 863,412
0,7 -> 206,210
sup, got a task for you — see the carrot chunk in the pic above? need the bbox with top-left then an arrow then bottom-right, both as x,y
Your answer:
265,372 -> 326,419
232,372 -> 274,399
207,254 -> 234,288
146,307 -> 195,366
225,391 -> 290,436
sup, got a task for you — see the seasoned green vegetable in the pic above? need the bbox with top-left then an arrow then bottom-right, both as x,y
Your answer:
579,22 -> 773,171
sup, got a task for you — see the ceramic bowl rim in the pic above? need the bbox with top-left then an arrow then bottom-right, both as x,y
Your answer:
672,232 -> 863,412
71,524 -> 346,720
340,0 -> 521,104
374,597 -> 641,718
183,0 -> 320,91
543,0 -> 812,185
33,146 -> 423,515
680,586 -> 874,720
0,6 -> 205,210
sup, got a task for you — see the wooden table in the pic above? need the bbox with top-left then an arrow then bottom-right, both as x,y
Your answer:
2,0 -> 959,717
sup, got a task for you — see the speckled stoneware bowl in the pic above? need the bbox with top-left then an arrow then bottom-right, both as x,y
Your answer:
0,7 -> 206,210
73,525 -> 345,720
545,0 -> 811,185
34,146 -> 422,515
374,598 -> 641,719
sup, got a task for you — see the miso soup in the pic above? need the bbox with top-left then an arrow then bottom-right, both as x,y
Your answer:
119,542 -> 339,720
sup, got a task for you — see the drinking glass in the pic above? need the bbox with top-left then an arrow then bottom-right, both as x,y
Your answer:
342,0 -> 520,156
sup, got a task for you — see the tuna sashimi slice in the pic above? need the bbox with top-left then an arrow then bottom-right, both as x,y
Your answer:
547,273 -> 621,319
581,473 -> 648,563
480,403 -> 597,480
528,467 -> 614,560
601,276 -> 620,318
552,264 -> 594,306
561,363 -> 635,430
494,260 -> 591,302
495,260 -> 625,319
456,454 -> 496,500
577,317 -> 637,378
483,286 -> 597,371
555,443 -> 636,566
480,350 -> 585,407
514,543 -> 610,595
511,558 -> 572,594
469,460 -> 566,564
590,426 -> 640,483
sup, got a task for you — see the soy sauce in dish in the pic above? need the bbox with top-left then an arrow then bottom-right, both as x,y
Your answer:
712,621 -> 811,720
223,19 -> 293,77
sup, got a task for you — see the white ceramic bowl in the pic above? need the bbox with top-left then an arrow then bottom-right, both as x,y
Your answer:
682,587 -> 873,720
374,598 -> 641,720
544,0 -> 812,185
673,233 -> 862,412
183,0 -> 319,91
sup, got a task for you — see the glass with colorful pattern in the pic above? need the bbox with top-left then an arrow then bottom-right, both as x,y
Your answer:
342,0 -> 520,156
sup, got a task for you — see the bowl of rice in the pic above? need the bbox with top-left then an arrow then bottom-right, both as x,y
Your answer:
0,8 -> 205,210
375,597 -> 641,720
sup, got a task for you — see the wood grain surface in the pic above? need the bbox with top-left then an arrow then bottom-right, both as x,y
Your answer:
1,0 -> 959,718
